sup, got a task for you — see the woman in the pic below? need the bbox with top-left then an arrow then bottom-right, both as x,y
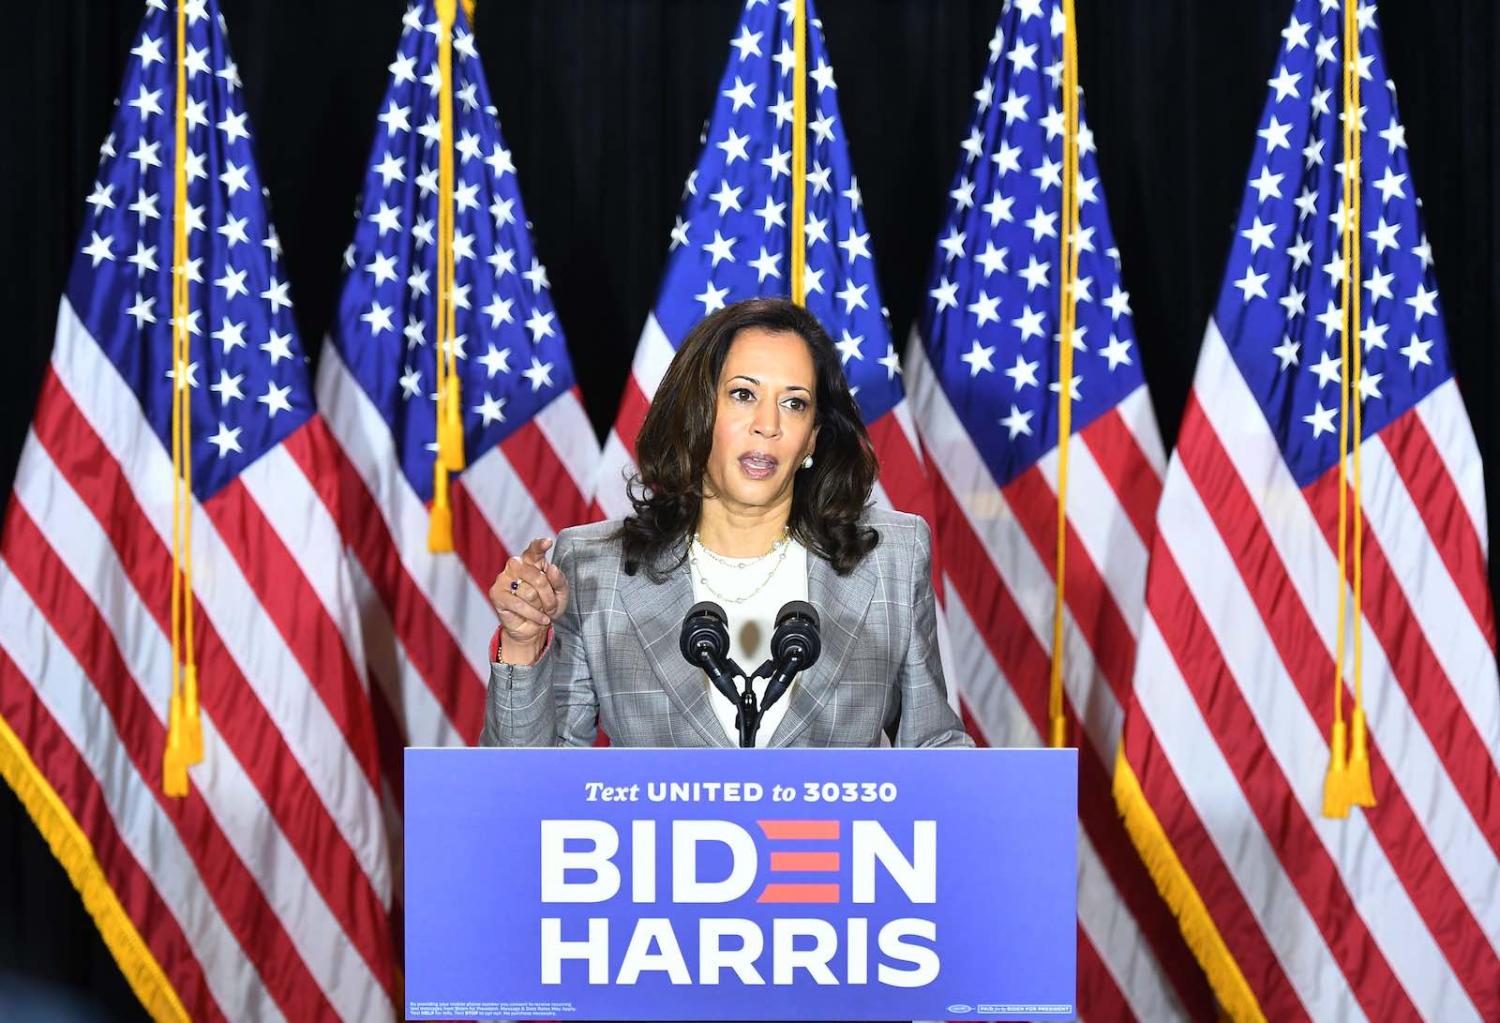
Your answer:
481,298 -> 971,749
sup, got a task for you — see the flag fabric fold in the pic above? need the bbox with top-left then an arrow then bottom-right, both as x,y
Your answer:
1114,0 -> 1500,1019
0,0 -> 398,1018
316,0 -> 598,849
905,1 -> 1214,1019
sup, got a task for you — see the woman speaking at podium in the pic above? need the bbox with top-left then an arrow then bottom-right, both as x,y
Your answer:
481,298 -> 972,749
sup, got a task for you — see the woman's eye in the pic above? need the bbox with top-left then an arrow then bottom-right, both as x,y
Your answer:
783,397 -> 808,413
730,387 -> 754,403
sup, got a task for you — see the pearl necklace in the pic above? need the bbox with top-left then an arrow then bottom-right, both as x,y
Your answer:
690,529 -> 791,604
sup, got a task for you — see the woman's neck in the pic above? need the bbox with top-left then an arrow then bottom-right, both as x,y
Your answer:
696,497 -> 791,557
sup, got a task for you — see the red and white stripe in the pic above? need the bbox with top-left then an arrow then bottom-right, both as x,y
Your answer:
1119,322 -> 1500,1021
314,338 -> 597,797
317,338 -> 598,946
906,340 -> 1217,1022
595,313 -> 674,520
0,299 -> 398,1020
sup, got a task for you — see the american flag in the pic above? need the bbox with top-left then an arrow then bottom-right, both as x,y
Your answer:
1114,1 -> 1500,1020
905,1 -> 1215,1019
316,0 -> 597,855
593,0 -> 943,577
0,0 -> 397,1019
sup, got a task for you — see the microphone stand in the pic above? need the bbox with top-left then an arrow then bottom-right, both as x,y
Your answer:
734,655 -> 803,748
735,681 -> 761,749
690,647 -> 762,749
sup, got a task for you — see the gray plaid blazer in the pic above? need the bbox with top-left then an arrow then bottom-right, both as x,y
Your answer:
480,507 -> 973,749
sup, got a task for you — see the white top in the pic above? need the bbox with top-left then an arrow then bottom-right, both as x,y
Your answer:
688,534 -> 809,747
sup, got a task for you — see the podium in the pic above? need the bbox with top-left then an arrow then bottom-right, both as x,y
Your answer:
405,747 -> 1077,1020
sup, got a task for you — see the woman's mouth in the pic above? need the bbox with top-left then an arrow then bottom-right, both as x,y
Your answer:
738,452 -> 779,480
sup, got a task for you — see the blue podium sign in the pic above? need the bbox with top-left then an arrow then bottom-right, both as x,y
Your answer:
405,748 -> 1076,1020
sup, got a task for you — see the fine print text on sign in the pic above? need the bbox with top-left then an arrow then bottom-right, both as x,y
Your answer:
405,748 -> 1077,1021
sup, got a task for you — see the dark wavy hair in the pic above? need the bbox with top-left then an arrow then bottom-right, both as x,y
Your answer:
616,298 -> 880,580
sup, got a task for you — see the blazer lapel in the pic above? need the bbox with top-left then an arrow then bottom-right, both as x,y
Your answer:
618,549 -> 733,748
769,548 -> 876,747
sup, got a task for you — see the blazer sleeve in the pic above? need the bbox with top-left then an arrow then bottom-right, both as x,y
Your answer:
479,534 -> 599,747
892,518 -> 975,749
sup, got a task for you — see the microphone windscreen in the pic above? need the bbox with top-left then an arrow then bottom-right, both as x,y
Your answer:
688,600 -> 728,624
681,600 -> 731,666
775,600 -> 819,630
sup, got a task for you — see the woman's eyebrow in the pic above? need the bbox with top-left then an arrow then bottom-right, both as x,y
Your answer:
727,374 -> 811,394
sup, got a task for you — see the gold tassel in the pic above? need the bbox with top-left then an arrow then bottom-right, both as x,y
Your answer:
163,687 -> 188,798
439,373 -> 466,471
428,501 -> 454,553
181,663 -> 203,764
1322,718 -> 1351,819
428,462 -> 454,553
1347,706 -> 1375,807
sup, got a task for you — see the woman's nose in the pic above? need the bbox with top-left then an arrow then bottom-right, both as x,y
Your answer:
751,403 -> 781,438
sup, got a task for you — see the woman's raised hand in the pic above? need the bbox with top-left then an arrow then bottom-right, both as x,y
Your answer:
489,537 -> 570,662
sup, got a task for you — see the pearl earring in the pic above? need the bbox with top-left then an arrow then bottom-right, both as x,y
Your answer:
802,455 -> 814,470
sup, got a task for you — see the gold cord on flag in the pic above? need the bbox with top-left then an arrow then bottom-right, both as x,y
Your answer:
1323,0 -> 1375,818
429,0 -> 464,552
1047,0 -> 1082,749
164,0 -> 203,798
1345,0 -> 1373,811
789,0 -> 808,305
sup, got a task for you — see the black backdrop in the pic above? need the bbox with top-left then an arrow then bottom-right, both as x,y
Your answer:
1,0 -> 1495,1016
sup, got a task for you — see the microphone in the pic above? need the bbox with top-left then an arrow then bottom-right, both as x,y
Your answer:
761,601 -> 821,712
679,601 -> 740,705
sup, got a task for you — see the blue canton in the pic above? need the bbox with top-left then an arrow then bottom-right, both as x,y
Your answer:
330,1 -> 577,502
918,0 -> 1144,489
1214,0 -> 1452,487
654,0 -> 904,425
72,0 -> 314,500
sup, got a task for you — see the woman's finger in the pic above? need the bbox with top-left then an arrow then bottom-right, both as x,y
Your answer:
507,557 -> 558,614
493,589 -> 551,627
507,575 -> 558,617
542,561 -> 569,610
520,536 -> 552,568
